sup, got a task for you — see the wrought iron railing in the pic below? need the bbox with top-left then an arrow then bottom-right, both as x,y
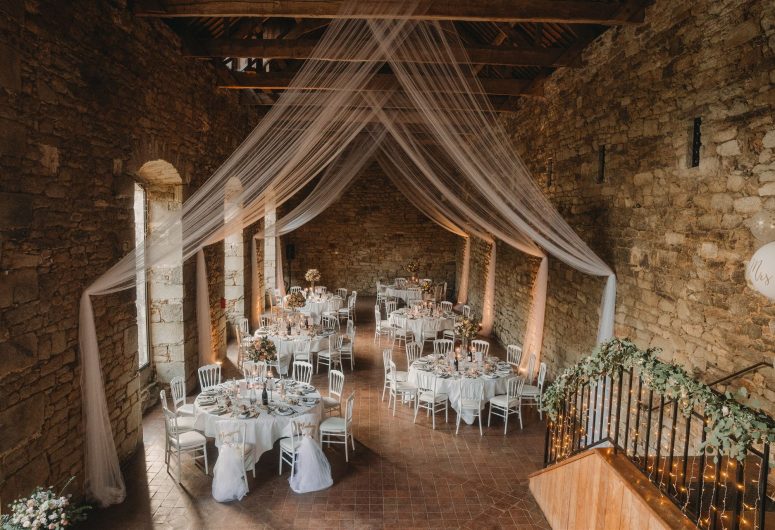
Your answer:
544,365 -> 774,530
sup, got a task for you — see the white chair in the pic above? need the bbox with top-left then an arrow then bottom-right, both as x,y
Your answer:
170,376 -> 195,417
323,369 -> 345,417
321,314 -> 339,332
419,317 -> 439,345
382,348 -> 406,401
292,360 -> 314,385
374,305 -> 393,345
433,339 -> 454,357
215,419 -> 255,490
414,370 -> 448,429
339,326 -> 355,371
391,314 -> 414,349
323,296 -> 343,320
336,288 -> 348,300
405,341 -> 422,368
279,420 -> 304,475
320,392 -> 356,462
160,389 -> 196,432
316,286 -> 327,294
387,360 -> 418,416
407,287 -> 422,303
294,340 -> 312,363
440,301 -> 453,312
442,327 -> 455,342
462,305 -> 472,318
455,378 -> 485,436
471,339 -> 490,358
237,317 -> 250,336
290,286 -> 303,294
260,315 -> 273,327
488,377 -> 525,434
163,407 -> 208,484
316,334 -> 343,373
245,360 -> 267,379
338,293 -> 356,323
385,300 -> 397,315
198,364 -> 221,391
507,345 -> 523,368
521,362 -> 547,419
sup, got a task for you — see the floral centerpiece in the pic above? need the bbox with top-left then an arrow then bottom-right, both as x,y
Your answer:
406,259 -> 419,277
454,315 -> 481,351
248,336 -> 277,363
1,478 -> 90,530
304,268 -> 321,291
420,279 -> 433,294
284,291 -> 306,311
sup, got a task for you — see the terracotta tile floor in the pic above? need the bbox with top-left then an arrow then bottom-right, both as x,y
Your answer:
84,298 -> 550,529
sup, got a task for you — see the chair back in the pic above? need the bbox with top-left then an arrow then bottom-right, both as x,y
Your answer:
382,348 -> 393,374
344,392 -> 355,427
395,277 -> 406,288
292,360 -> 313,384
507,377 -> 525,401
290,286 -> 302,294
216,419 -> 247,456
374,306 -> 383,329
322,314 -> 339,331
416,370 -> 438,395
433,339 -> 454,356
242,360 -> 257,377
462,304 -> 471,318
328,297 -> 343,312
198,364 -> 221,390
348,293 -> 357,308
526,354 -> 537,382
162,406 -> 180,439
406,341 -> 422,366
506,345 -> 522,367
336,288 -> 348,299
329,369 -> 345,402
234,324 -> 243,350
238,317 -> 250,335
388,360 -> 400,384
440,301 -> 453,312
345,319 -> 355,337
471,339 -> 490,356
294,340 -> 311,362
160,389 -> 170,413
537,362 -> 547,390
386,300 -> 397,314
458,378 -> 484,405
170,376 -> 187,412
407,287 -> 422,301
260,315 -> 272,327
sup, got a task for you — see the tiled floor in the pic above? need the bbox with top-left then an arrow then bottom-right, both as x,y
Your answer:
84,298 -> 550,529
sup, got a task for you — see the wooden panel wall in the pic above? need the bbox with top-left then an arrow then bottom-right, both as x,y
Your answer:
529,449 -> 695,530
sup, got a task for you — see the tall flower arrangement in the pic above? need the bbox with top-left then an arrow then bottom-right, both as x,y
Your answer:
454,315 -> 481,340
406,259 -> 419,276
1,478 -> 90,530
304,268 -> 320,291
284,291 -> 306,310
248,336 -> 277,363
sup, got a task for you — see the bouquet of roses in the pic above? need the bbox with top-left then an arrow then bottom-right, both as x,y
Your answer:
284,291 -> 306,310
304,268 -> 321,283
248,336 -> 277,363
406,259 -> 419,275
454,316 -> 481,340
1,478 -> 90,530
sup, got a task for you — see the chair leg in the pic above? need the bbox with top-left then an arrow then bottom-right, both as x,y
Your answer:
488,405 -> 492,427
504,411 -> 509,435
478,411 -> 483,436
203,444 -> 209,475
455,412 -> 461,435
432,405 -> 436,430
279,451 -> 283,475
177,451 -> 182,484
351,431 -> 355,451
413,399 -> 419,423
392,392 -> 397,416
344,434 -> 349,462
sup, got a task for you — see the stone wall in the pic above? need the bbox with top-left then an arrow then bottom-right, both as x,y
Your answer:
286,163 -> 460,296
466,0 -> 775,408
0,0 -> 255,502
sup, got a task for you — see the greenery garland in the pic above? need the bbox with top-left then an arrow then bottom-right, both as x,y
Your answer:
542,338 -> 775,461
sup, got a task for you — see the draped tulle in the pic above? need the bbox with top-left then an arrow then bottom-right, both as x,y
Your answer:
289,437 -> 334,494
212,444 -> 249,502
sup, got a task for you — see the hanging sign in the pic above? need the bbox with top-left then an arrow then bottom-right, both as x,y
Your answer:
747,242 -> 775,299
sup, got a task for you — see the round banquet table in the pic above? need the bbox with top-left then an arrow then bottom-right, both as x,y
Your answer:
407,355 -> 516,424
384,285 -> 423,304
389,309 -> 455,340
193,383 -> 323,462
252,330 -> 331,375
300,296 -> 335,324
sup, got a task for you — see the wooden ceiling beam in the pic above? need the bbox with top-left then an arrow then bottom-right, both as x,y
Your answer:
184,38 -> 577,67
218,71 -> 542,97
135,0 -> 646,25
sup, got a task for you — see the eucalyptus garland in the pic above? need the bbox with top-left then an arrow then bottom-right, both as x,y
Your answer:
542,338 -> 775,461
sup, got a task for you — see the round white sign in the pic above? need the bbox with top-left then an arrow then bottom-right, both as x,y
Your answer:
747,242 -> 775,299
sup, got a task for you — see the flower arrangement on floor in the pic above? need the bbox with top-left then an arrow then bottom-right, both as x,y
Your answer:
454,315 -> 481,341
406,259 -> 419,276
248,336 -> 277,363
304,268 -> 320,290
542,337 -> 775,461
284,291 -> 306,310
420,279 -> 433,294
1,478 -> 90,530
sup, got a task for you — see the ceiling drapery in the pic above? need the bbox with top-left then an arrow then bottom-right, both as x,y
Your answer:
79,0 -> 615,506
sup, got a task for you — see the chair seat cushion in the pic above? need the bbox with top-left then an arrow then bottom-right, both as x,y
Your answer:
320,416 -> 347,432
490,394 -> 520,408
322,396 -> 341,410
459,399 -> 482,410
279,437 -> 302,452
419,391 -> 447,403
393,381 -> 417,393
317,350 -> 340,359
394,370 -> 408,382
171,429 -> 206,448
177,403 -> 195,416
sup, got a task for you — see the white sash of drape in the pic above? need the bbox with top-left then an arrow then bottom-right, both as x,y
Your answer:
196,250 -> 212,365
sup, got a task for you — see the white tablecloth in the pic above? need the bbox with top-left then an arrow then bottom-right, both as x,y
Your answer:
194,389 -> 323,462
385,286 -> 422,304
390,311 -> 454,339
252,332 -> 329,374
407,358 -> 515,424
301,298 -> 334,324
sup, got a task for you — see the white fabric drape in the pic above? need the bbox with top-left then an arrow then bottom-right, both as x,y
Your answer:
78,3 -> 617,504
196,250 -> 212,365
275,236 -> 285,297
457,237 -> 471,306
480,241 -> 497,336
522,257 -> 548,372
249,235 -> 260,329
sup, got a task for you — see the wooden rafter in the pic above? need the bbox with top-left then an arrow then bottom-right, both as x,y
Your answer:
135,0 -> 646,25
184,38 -> 578,68
218,71 -> 542,97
